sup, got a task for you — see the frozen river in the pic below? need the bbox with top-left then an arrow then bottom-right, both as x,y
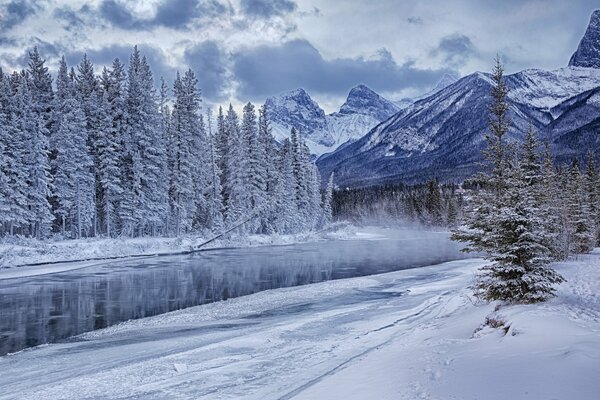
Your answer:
0,229 -> 464,356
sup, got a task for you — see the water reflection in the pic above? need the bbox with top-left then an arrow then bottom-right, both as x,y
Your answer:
0,233 -> 464,355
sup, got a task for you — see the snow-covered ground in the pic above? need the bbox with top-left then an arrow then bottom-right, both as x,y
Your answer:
0,251 -> 598,399
0,223 -> 370,276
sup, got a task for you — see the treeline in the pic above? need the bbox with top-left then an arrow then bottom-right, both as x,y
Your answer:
332,180 -> 463,227
0,47 -> 332,239
454,58 -> 600,304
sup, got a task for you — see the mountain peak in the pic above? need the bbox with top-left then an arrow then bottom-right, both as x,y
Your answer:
339,84 -> 399,120
569,10 -> 600,68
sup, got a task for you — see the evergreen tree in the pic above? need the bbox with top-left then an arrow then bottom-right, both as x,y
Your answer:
124,48 -> 168,235
225,104 -> 250,227
567,160 -> 594,254
453,58 -> 564,303
104,58 -> 128,236
242,102 -> 267,233
258,104 -> 278,233
321,173 -> 335,227
169,71 -> 198,234
205,107 -> 224,231
585,152 -> 600,246
16,75 -> 53,238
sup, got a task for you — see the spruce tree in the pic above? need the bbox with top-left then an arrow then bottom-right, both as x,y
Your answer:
321,173 -> 335,227
567,160 -> 594,254
453,58 -> 564,303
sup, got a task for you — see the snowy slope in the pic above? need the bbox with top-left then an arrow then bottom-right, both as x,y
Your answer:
0,245 -> 598,399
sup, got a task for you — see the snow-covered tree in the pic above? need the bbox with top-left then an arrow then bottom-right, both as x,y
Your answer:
453,58 -> 564,303
124,48 -> 168,235
52,57 -> 95,237
205,107 -> 224,231
321,173 -> 334,227
242,102 -> 267,233
566,160 -> 594,255
225,104 -> 250,228
16,74 -> 53,238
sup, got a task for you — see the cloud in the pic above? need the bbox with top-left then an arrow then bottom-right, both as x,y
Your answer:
0,0 -> 41,32
407,16 -> 423,25
65,44 -> 175,84
232,39 -> 455,99
98,0 -> 228,30
240,0 -> 297,19
184,41 -> 229,101
430,34 -> 477,68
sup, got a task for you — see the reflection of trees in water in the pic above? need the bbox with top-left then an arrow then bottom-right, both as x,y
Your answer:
0,237 -> 464,355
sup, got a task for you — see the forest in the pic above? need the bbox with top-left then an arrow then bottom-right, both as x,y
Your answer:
0,47 -> 333,240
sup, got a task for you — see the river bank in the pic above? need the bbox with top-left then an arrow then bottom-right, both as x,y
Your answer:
0,224 -> 393,278
0,251 -> 597,399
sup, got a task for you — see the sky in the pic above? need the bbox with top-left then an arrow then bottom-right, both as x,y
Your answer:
0,0 -> 598,112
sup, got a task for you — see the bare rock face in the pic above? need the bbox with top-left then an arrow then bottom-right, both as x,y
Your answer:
569,10 -> 600,68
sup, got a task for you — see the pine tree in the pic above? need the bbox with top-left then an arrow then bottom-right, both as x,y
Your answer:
27,47 -> 54,135
321,173 -> 335,227
104,58 -> 128,236
205,107 -> 224,231
567,160 -> 594,254
258,104 -> 278,233
226,104 -> 250,228
124,48 -> 168,235
16,75 -> 53,238
538,143 -> 563,259
242,102 -> 267,233
453,57 -> 564,303
1,73 -> 30,234
169,71 -> 198,234
425,179 -> 443,225
585,152 -> 600,246
273,139 -> 299,233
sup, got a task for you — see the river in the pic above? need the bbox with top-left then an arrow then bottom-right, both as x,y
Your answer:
0,229 -> 465,356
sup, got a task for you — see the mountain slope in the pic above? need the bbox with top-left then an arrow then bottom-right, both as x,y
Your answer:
317,11 -> 600,187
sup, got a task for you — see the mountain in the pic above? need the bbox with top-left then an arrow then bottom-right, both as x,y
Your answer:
569,10 -> 600,68
266,77 -> 458,156
265,88 -> 333,154
266,85 -> 399,155
317,10 -> 600,187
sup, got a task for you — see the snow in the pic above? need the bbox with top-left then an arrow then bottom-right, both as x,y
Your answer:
0,247 -> 598,399
0,223 -> 364,278
508,67 -> 600,110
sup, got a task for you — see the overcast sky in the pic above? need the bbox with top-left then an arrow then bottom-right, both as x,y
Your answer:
0,0 -> 597,112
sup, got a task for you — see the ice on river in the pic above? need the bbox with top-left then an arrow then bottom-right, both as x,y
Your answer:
0,250 -> 598,400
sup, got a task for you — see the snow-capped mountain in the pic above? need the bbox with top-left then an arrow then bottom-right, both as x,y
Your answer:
317,10 -> 600,187
265,88 -> 333,153
266,85 -> 399,155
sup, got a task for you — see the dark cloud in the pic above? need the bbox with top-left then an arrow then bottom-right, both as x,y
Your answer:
184,41 -> 229,101
2,38 -> 64,70
65,44 -> 175,85
52,5 -> 96,31
98,0 -> 228,30
0,0 -> 41,32
431,34 -> 477,67
407,16 -> 423,25
232,39 -> 455,99
240,0 -> 297,19
98,0 -> 140,30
